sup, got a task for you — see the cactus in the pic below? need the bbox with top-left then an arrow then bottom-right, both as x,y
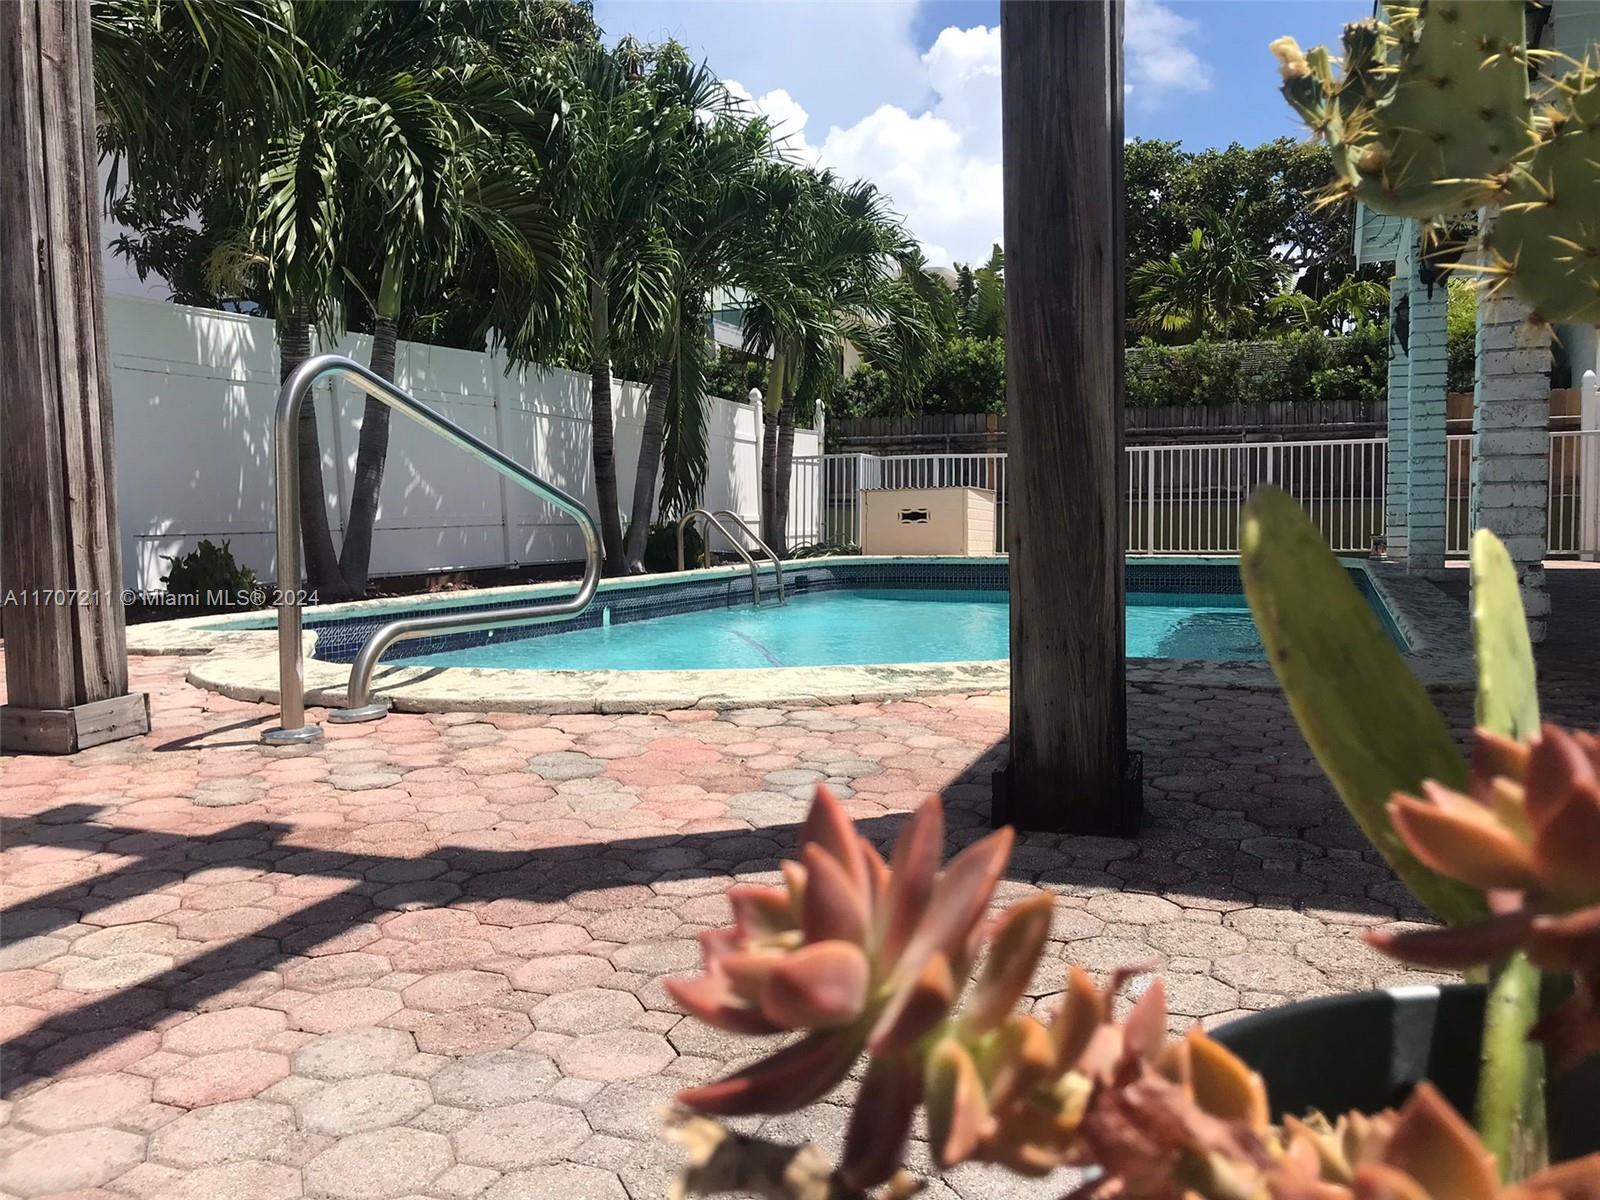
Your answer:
1489,65 -> 1600,325
1271,2 -> 1534,219
1273,8 -> 1600,325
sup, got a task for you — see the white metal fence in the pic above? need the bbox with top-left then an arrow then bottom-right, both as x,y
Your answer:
792,433 -> 1598,560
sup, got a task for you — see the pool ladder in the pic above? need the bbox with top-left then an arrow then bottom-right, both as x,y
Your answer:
263,354 -> 601,745
676,509 -> 785,607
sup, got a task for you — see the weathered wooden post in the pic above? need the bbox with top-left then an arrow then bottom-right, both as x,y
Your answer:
1,0 -> 150,753
994,0 -> 1139,833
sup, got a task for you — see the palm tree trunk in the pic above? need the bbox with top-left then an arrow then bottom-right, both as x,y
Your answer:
280,312 -> 345,598
760,341 -> 787,547
760,413 -> 779,547
621,353 -> 676,573
339,256 -> 403,598
771,391 -> 796,558
588,269 -> 626,575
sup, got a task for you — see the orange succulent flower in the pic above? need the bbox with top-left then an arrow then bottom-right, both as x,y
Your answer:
668,786 -> 1020,1187
1366,725 -> 1600,1070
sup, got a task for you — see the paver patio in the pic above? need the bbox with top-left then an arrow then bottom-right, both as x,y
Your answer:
3,571 -> 1597,1200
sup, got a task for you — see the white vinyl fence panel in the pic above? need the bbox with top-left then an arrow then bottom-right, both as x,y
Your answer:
105,297 -> 816,590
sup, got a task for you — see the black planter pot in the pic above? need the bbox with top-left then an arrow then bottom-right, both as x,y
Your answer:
1212,984 -> 1599,1163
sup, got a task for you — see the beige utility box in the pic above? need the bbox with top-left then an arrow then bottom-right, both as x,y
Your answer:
862,487 -> 997,556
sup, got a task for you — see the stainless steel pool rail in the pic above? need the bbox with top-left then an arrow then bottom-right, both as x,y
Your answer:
675,509 -> 783,606
263,354 -> 601,745
711,510 -> 784,605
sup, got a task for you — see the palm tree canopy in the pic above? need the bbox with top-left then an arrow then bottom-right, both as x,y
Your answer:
1131,202 -> 1288,342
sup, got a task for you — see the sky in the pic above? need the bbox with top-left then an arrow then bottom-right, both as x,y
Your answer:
593,0 -> 1366,269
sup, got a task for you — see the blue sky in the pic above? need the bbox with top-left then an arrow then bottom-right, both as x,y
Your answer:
593,0 -> 1367,267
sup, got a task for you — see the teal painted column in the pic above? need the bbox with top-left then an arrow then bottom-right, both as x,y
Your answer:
1407,263 -> 1449,571
1384,229 -> 1414,559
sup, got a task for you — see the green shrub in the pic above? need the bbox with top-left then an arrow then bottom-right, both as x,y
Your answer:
642,521 -> 704,573
160,539 -> 260,606
920,337 -> 1005,415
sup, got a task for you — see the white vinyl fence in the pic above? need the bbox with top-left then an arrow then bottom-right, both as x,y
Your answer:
106,296 -> 818,591
792,433 -> 1599,560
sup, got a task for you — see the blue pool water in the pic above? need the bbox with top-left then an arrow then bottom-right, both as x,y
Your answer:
390,587 -> 1266,671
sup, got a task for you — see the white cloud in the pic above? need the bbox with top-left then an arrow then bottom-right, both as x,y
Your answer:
665,2 -> 1212,270
1126,0 -> 1213,109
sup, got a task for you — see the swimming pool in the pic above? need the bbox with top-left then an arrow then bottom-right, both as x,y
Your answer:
152,555 -> 1428,715
389,587 -> 1266,671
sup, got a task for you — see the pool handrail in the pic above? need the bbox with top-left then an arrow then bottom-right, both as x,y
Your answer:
263,354 -> 601,744
710,510 -> 784,605
676,509 -> 770,606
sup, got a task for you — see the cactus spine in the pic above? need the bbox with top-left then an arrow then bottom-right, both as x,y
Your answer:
1490,64 -> 1600,325
1274,4 -> 1600,325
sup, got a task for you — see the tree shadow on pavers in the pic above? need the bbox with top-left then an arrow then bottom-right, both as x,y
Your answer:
0,763 -> 1424,1091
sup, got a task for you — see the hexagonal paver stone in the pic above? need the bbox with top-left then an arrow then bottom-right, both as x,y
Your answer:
401,970 -> 509,1013
454,1100 -> 590,1169
290,987 -> 403,1033
150,1101 -> 299,1168
304,1128 -> 452,1200
1213,952 -> 1328,996
153,1048 -> 291,1108
429,1049 -> 560,1109
508,954 -> 613,993
0,1128 -> 146,1196
163,1006 -> 288,1055
554,1031 -> 675,1081
61,951 -> 173,991
484,1164 -> 627,1200
149,1161 -> 302,1200
298,1074 -> 432,1135
13,1072 -> 151,1132
412,1009 -> 531,1057
292,1028 -> 417,1081
1082,893 -> 1186,925
532,988 -> 641,1035
526,751 -> 605,780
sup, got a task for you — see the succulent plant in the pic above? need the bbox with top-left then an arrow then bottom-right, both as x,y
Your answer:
668,786 -> 1600,1198
667,786 -> 1017,1186
1270,3 -> 1534,220
1368,724 -> 1600,1071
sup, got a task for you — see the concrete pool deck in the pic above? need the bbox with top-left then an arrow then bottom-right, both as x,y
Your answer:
7,571 -> 1597,1199
124,556 -> 1476,716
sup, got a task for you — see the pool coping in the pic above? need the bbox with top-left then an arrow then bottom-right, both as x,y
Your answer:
127,555 -> 1476,714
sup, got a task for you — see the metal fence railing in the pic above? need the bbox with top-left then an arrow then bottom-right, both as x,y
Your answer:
791,432 -> 1598,560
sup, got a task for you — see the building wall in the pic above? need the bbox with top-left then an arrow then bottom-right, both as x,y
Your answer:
104,297 -> 818,591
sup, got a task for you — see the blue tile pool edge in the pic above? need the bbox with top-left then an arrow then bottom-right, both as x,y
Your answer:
213,555 -> 1410,667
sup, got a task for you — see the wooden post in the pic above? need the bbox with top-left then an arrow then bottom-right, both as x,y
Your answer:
994,0 -> 1138,833
1,0 -> 150,754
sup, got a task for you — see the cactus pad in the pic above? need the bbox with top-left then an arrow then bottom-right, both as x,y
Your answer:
1275,1 -> 1535,219
1490,65 -> 1600,325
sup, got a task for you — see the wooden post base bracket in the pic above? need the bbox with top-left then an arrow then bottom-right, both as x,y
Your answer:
2,693 -> 151,755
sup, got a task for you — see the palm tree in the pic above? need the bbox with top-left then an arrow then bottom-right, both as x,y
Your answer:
508,39 -> 724,576
1131,202 -> 1287,342
99,2 -> 584,597
1266,276 -> 1388,334
955,244 -> 1006,339
92,0 -> 349,589
617,90 -> 772,573
740,168 -> 943,554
